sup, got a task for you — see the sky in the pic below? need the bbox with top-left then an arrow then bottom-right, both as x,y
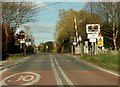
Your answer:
20,1 -> 87,45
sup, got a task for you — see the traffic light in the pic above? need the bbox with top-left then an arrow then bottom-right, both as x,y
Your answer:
88,26 -> 92,32
17,34 -> 25,39
16,32 -> 26,40
88,25 -> 98,32
86,24 -> 100,33
93,26 -> 98,32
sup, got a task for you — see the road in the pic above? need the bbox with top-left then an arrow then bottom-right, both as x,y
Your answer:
1,53 -> 119,87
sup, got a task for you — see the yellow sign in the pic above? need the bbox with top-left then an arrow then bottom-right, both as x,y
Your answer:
97,37 -> 103,47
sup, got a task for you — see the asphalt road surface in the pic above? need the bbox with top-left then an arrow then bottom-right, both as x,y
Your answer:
1,53 -> 119,87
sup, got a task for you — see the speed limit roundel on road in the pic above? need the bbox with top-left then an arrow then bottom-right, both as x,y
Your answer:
1,72 -> 41,85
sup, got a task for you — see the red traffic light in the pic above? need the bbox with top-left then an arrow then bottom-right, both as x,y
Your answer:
86,24 -> 100,33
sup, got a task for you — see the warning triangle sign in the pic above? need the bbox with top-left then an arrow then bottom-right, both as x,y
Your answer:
97,37 -> 103,47
98,38 -> 102,42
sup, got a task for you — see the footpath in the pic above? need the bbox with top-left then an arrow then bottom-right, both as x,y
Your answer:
0,56 -> 29,71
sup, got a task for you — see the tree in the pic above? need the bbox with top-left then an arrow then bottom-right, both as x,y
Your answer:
55,9 -> 102,53
77,10 -> 102,41
86,2 -> 120,50
1,2 -> 40,59
2,23 -> 10,59
43,41 -> 53,52
55,9 -> 77,53
2,2 -> 38,28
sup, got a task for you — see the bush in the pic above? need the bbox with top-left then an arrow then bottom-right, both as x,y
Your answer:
26,45 -> 34,54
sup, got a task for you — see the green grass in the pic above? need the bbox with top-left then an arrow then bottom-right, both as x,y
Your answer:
80,51 -> 119,72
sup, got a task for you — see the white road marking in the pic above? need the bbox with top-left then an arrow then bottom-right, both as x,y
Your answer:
1,72 -> 41,85
67,54 -> 119,76
0,68 -> 8,87
0,68 -> 8,74
50,55 -> 63,85
31,60 -> 50,61
95,66 -> 119,76
16,75 -> 35,82
53,56 -> 74,86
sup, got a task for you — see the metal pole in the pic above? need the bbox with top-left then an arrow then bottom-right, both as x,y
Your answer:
95,42 -> 96,55
23,43 -> 26,56
91,42 -> 96,55
71,45 -> 73,53
91,42 -> 94,55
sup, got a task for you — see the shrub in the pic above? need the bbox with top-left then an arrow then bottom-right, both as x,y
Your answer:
26,45 -> 34,54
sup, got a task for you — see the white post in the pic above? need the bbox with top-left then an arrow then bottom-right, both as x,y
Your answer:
91,42 -> 94,55
74,17 -> 78,46
71,45 -> 73,53
95,42 -> 96,55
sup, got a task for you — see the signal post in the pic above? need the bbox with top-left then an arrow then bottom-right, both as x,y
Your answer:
86,24 -> 102,55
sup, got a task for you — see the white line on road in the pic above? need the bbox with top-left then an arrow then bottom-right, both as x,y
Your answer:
53,56 -> 74,86
95,66 -> 119,76
67,54 -> 119,77
0,68 -> 8,75
50,55 -> 63,85
30,60 -> 50,61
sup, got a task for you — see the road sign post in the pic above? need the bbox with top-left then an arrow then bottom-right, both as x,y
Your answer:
86,24 -> 101,55
84,41 -> 88,53
97,36 -> 103,47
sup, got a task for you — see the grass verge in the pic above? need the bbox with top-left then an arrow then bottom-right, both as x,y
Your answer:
8,53 -> 25,60
79,51 -> 119,72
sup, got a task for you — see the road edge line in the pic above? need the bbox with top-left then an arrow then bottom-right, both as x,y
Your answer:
67,54 -> 119,77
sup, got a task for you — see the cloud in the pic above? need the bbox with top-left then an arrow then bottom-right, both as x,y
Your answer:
21,22 -> 55,35
32,1 -> 48,9
20,22 -> 55,44
29,23 -> 55,32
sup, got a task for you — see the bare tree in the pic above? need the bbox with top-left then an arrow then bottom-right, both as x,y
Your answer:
1,2 -> 40,58
86,2 -> 120,50
2,2 -> 38,28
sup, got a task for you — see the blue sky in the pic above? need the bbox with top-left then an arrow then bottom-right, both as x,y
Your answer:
20,2 -> 86,45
